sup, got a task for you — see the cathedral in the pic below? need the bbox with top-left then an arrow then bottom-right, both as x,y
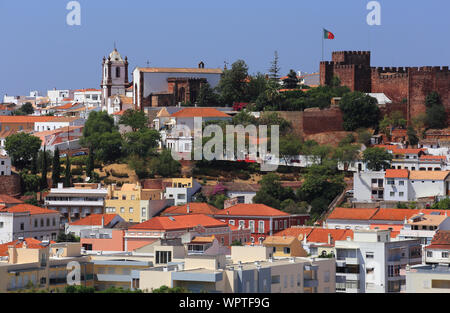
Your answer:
100,48 -> 131,108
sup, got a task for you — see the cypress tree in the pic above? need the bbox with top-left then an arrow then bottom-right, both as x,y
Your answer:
86,148 -> 95,179
40,146 -> 48,190
64,155 -> 72,188
52,147 -> 61,187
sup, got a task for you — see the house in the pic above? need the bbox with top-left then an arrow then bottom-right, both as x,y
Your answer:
398,213 -> 450,246
137,245 -> 335,293
44,183 -> 108,225
0,195 -> 23,208
0,241 -> 93,292
159,203 -> 221,217
213,203 -> 309,244
105,183 -> 157,223
33,116 -> 84,132
335,229 -> 422,293
424,230 -> 450,265
33,126 -> 83,153
325,207 -> 379,230
124,214 -> 251,251
65,213 -> 124,237
105,94 -> 134,116
163,177 -> 202,205
201,182 -> 260,204
262,236 -> 308,257
0,204 -> 60,243
73,89 -> 102,107
353,170 -> 450,203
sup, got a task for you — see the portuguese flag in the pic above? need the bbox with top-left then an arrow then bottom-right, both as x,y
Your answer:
324,29 -> 335,39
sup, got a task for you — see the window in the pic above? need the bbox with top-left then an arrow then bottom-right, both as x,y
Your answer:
237,196 -> 245,204
324,270 -> 330,282
155,251 -> 172,264
387,179 -> 395,185
390,192 -> 395,197
271,275 -> 280,284
131,195 -> 135,200
442,252 -> 449,258
399,192 -> 404,197
0,222 -> 3,228
129,207 -> 134,213
229,220 -> 235,226
52,218 -> 55,226
249,220 -> 255,233
122,195 -> 126,200
141,207 -> 146,217
427,251 -> 433,258
399,180 -> 404,186
20,223 -> 24,230
284,220 -> 287,229
116,67 -> 120,78
34,219 -> 38,228
258,221 -> 265,233
46,218 -> 50,226
239,220 -> 245,229
40,219 -> 44,227
120,207 -> 125,213
366,252 -> 374,259
283,247 -> 291,254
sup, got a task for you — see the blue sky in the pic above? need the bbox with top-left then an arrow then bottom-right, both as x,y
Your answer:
1,0 -> 449,98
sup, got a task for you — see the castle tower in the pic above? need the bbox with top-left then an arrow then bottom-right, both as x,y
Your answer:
101,48 -> 129,108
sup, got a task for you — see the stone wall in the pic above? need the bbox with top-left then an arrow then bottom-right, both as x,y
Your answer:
0,173 -> 21,196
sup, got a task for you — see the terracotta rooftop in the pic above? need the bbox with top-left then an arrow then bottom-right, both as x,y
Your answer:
263,235 -> 297,245
327,207 -> 379,220
69,214 -> 119,226
171,108 -> 231,118
0,194 -> 24,205
371,208 -> 421,221
0,204 -> 59,215
190,236 -> 216,244
426,230 -> 450,250
161,203 -> 221,216
419,155 -> 447,161
409,170 -> 450,180
274,227 -> 354,244
385,169 -> 409,179
0,238 -> 56,257
215,204 -> 290,217
129,214 -> 227,231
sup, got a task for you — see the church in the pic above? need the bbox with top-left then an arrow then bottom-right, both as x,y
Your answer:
101,48 -> 223,112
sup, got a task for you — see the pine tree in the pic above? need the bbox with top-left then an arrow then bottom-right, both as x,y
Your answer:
86,148 -> 94,179
52,147 -> 61,187
268,51 -> 281,81
64,155 -> 72,188
40,146 -> 48,190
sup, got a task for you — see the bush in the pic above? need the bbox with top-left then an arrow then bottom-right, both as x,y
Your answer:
71,156 -> 88,166
110,169 -> 129,178
71,167 -> 84,176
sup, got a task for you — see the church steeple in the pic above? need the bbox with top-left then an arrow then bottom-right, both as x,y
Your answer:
101,48 -> 129,108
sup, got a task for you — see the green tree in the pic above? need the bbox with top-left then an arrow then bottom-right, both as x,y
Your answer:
20,102 -> 35,115
152,285 -> 189,293
363,147 -> 393,171
5,133 -> 42,170
426,103 -> 447,129
217,60 -> 249,105
282,69 -> 299,89
124,128 -> 160,157
119,109 -> 148,131
196,83 -> 220,106
268,51 -> 281,81
52,147 -> 61,187
407,126 -> 419,146
279,135 -> 303,165
253,173 -> 296,210
339,92 -> 380,131
40,146 -> 48,190
86,148 -> 95,179
246,73 -> 268,103
431,198 -> 450,210
96,131 -> 123,163
64,156 -> 72,187
149,150 -> 181,177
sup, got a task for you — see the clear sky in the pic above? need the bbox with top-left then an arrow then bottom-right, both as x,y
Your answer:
1,0 -> 449,98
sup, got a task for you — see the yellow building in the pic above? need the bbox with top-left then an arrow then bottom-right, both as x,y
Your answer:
105,183 -> 161,223
263,236 -> 308,257
0,241 -> 93,292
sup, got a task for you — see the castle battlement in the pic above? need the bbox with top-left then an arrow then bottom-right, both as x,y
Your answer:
332,51 -> 370,55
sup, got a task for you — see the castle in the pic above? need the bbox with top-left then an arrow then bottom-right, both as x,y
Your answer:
320,51 -> 450,122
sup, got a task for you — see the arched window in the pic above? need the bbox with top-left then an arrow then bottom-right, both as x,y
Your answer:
116,67 -> 120,78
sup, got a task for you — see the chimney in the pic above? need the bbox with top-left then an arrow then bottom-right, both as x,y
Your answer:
186,204 -> 190,214
101,216 -> 105,228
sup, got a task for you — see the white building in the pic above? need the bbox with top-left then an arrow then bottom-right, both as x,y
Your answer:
65,213 -> 124,237
0,155 -> 11,176
0,204 -> 60,244
398,213 -> 450,247
44,183 -> 108,226
73,89 -> 102,108
47,89 -> 71,105
164,180 -> 202,206
334,229 -> 422,293
34,116 -> 84,132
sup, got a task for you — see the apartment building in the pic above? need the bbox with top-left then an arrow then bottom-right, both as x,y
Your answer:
163,178 -> 202,205
353,170 -> 450,203
0,241 -> 93,292
105,183 -> 157,223
213,204 -> 309,244
398,212 -> 450,246
45,183 -> 108,225
65,214 -> 124,237
405,230 -> 450,292
0,204 -> 60,243
334,229 -> 422,293
137,245 -> 335,293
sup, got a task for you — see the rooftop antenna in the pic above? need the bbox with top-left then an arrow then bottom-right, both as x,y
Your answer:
147,60 -> 150,67
114,41 -> 116,50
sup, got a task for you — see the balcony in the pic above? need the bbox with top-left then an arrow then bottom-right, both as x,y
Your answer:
46,200 -> 104,207
345,257 -> 359,265
303,279 -> 318,288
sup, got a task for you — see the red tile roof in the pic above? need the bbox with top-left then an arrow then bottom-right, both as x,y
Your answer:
0,116 -> 60,123
0,238 -> 56,256
425,230 -> 450,250
69,214 -> 118,226
161,203 -> 221,216
391,148 -> 426,155
129,214 -> 227,231
215,204 -> 290,217
274,227 -> 354,243
171,108 -> 231,118
0,204 -> 59,215
0,194 -> 24,205
327,208 -> 379,220
420,155 -> 447,161
371,208 -> 421,221
273,227 -> 314,240
385,169 -> 409,178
